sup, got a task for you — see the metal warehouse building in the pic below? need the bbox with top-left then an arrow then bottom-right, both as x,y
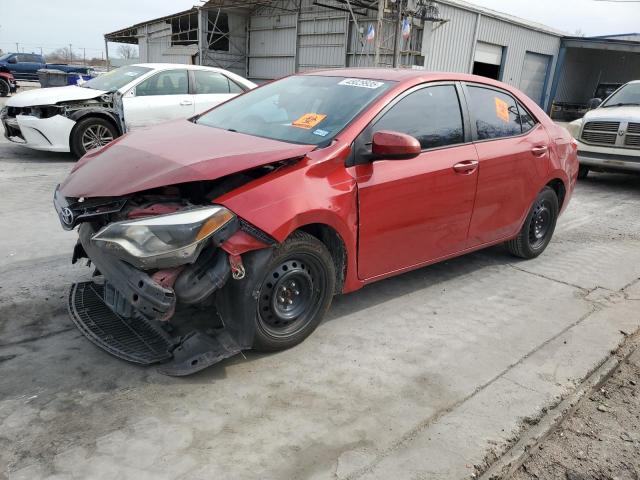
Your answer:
104,0 -> 640,112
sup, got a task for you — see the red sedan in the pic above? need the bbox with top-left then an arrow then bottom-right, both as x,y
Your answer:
55,69 -> 578,375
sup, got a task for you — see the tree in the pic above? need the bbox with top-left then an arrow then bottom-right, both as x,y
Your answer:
117,44 -> 137,59
47,46 -> 75,62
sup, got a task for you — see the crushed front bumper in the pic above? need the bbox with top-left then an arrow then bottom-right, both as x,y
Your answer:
68,223 -> 243,376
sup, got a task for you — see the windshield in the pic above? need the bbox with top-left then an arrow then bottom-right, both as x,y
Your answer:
196,75 -> 394,145
82,66 -> 152,92
602,83 -> 640,107
0,54 -> 11,62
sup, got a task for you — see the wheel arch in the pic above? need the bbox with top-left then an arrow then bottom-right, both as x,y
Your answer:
295,223 -> 347,295
546,178 -> 567,211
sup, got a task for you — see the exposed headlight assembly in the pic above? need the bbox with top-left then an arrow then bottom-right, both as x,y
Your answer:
92,206 -> 237,269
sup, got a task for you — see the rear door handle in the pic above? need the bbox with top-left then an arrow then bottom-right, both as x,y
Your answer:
180,100 -> 193,106
453,160 -> 479,174
531,146 -> 548,156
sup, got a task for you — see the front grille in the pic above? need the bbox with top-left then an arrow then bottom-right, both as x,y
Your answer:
625,134 -> 640,147
628,123 -> 640,134
581,131 -> 617,145
584,121 -> 620,132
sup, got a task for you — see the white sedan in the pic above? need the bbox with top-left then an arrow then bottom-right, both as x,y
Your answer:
0,63 -> 256,157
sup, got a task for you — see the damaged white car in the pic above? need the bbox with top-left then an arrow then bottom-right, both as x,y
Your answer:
0,63 -> 256,158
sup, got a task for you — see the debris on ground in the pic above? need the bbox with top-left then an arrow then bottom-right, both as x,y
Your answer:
513,347 -> 640,480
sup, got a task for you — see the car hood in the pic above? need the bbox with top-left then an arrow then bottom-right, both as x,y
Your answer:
6,85 -> 107,107
584,106 -> 640,123
59,119 -> 316,198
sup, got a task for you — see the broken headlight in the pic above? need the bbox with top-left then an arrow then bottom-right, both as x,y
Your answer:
91,206 -> 235,269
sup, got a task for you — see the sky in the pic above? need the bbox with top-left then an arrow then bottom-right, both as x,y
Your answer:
1,0 -> 639,59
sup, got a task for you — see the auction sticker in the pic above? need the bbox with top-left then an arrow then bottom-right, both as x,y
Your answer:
494,97 -> 510,123
292,113 -> 327,129
338,78 -> 384,89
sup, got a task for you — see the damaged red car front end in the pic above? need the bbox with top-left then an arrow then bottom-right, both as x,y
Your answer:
54,119 -> 324,374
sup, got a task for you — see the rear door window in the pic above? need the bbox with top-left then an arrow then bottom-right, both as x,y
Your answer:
466,86 -> 522,140
194,70 -> 233,94
371,84 -> 465,150
136,69 -> 189,96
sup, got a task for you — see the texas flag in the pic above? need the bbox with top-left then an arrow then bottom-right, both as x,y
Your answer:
366,24 -> 375,42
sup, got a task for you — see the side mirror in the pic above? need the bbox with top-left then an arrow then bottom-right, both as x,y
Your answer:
587,98 -> 603,110
7,57 -> 17,64
371,130 -> 421,161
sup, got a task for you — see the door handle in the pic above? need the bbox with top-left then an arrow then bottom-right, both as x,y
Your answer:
531,145 -> 548,156
180,100 -> 193,106
453,160 -> 479,174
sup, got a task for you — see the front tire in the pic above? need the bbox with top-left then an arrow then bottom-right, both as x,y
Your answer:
253,232 -> 335,351
217,232 -> 336,353
506,187 -> 559,259
577,165 -> 589,180
70,117 -> 118,159
0,78 -> 9,97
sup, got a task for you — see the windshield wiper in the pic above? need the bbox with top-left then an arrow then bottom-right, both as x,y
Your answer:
602,102 -> 640,108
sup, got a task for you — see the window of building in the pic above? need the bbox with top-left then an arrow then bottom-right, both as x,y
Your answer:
372,85 -> 465,150
207,11 -> 230,52
169,12 -> 198,46
467,86 -> 522,140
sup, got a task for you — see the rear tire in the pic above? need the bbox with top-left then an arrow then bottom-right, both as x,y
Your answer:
506,187 -> 559,259
578,165 -> 589,180
70,117 -> 118,159
0,78 -> 9,97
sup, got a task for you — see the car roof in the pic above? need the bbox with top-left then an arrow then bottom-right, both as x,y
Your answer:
301,68 -> 516,90
130,63 -> 227,72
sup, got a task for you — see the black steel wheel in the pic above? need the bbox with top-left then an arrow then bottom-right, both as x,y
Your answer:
506,186 -> 559,259
0,78 -> 9,97
253,232 -> 335,351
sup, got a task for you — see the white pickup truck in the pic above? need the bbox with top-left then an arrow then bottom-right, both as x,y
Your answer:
567,80 -> 640,179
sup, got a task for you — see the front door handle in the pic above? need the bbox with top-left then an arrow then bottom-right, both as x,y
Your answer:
531,145 -> 549,156
180,100 -> 193,106
453,160 -> 479,174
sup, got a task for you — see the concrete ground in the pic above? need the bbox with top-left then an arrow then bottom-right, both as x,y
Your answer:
1,94 -> 639,480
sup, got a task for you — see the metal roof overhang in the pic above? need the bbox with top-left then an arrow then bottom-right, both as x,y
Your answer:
562,36 -> 640,54
104,8 -> 198,44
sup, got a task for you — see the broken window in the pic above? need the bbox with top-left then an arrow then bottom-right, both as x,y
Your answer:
207,11 -> 230,52
169,12 -> 198,46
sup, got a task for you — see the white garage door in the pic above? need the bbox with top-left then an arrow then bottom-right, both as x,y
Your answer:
474,42 -> 503,65
520,52 -> 551,106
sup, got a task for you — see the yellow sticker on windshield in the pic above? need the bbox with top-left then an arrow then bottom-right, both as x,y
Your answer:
292,113 -> 327,130
495,97 -> 510,123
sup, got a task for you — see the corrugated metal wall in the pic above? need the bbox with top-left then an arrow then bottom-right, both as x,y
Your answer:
297,11 -> 348,71
421,2 -> 561,107
248,10 -> 298,79
422,3 -> 478,73
555,48 -> 640,103
477,14 -> 560,95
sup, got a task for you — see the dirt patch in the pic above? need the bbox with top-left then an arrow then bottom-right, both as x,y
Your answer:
513,346 -> 640,480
